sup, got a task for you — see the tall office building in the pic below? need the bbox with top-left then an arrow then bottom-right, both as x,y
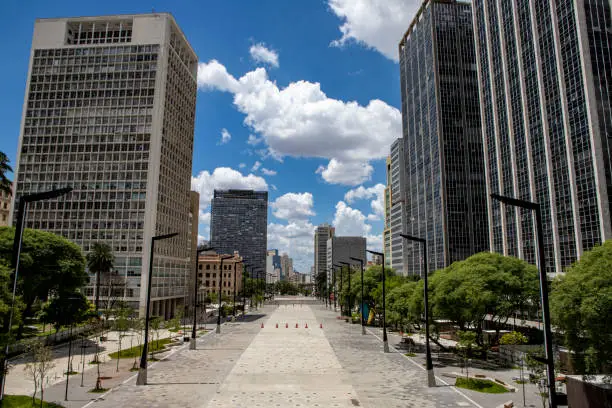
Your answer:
314,223 -> 334,281
10,14 -> 197,318
473,0 -> 612,274
399,0 -> 489,273
210,189 -> 268,277
266,249 -> 281,281
326,236 -> 367,273
389,138 -> 409,275
383,157 -> 392,267
280,252 -> 293,279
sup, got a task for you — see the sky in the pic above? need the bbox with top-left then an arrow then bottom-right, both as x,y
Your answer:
0,0 -> 423,273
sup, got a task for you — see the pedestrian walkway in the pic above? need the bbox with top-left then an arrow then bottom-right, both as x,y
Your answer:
53,304 -> 484,408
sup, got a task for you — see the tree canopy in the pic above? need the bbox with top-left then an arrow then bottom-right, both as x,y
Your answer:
0,151 -> 12,195
40,292 -> 94,332
551,240 -> 612,374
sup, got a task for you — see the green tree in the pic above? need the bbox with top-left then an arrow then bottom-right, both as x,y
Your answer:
457,330 -> 477,378
0,227 -> 87,335
23,341 -> 55,408
86,242 -> 114,312
0,151 -> 12,195
387,280 -> 419,332
40,292 -> 93,333
551,240 -> 612,375
430,252 -> 539,345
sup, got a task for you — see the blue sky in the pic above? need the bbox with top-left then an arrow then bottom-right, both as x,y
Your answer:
0,0 -> 422,272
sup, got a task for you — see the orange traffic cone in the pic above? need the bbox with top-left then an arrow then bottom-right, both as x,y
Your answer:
276,323 -> 278,328
285,323 -> 288,328
320,323 -> 323,329
305,323 -> 308,329
295,323 -> 298,328
261,323 -> 264,328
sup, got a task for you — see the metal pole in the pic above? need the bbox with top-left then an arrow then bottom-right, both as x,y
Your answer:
423,240 -> 435,386
80,335 -> 85,387
535,205 -> 557,408
242,264 -> 247,316
339,267 -> 343,316
191,248 -> 211,350
65,323 -> 73,400
136,237 -> 156,385
351,257 -> 365,335
382,253 -> 388,353
332,267 -> 337,312
233,262 -> 237,317
137,232 -> 177,386
217,258 -> 224,334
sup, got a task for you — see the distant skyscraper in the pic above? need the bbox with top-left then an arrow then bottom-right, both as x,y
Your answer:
266,249 -> 281,280
389,138 -> 409,275
383,157 -> 392,267
280,253 -> 293,279
399,0 -> 489,273
326,236 -> 367,274
210,189 -> 268,277
473,0 -> 612,274
10,13 -> 198,318
314,223 -> 334,280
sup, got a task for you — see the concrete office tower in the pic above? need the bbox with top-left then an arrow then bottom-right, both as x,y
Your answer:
314,223 -> 334,281
210,190 -> 268,278
389,139 -> 409,275
383,157 -> 392,267
280,253 -> 293,279
399,0 -> 489,273
473,0 -> 612,274
266,249 -> 282,281
326,236 -> 367,273
10,14 -> 197,318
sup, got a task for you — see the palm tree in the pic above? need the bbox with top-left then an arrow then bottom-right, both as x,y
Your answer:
0,151 -> 13,195
86,242 -> 114,312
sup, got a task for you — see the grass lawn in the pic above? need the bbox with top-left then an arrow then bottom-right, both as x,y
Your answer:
3,395 -> 64,407
455,377 -> 509,394
109,338 -> 172,359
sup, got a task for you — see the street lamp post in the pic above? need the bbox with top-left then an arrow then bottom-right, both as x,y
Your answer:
191,246 -> 214,350
232,262 -> 237,317
350,257 -> 366,335
334,263 -> 344,315
332,266 -> 337,312
367,250 -> 389,353
491,193 -> 557,408
340,261 -> 352,318
0,187 -> 72,401
242,263 -> 249,316
400,234 -> 435,387
137,232 -> 178,386
217,255 -> 233,334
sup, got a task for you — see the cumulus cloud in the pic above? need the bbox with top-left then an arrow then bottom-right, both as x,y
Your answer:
247,134 -> 263,146
332,201 -> 383,252
316,159 -> 373,186
218,128 -> 231,145
344,183 -> 386,219
271,192 -> 315,220
261,168 -> 277,176
251,161 -> 262,172
268,220 -> 316,272
328,0 -> 420,62
197,60 -> 401,184
249,43 -> 280,68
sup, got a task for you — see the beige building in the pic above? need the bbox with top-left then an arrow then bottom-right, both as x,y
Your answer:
0,187 -> 11,227
197,252 -> 243,300
10,13 -> 198,319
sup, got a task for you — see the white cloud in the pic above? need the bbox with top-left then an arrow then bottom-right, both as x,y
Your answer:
268,220 -> 316,272
249,43 -> 280,68
271,192 -> 315,220
328,0 -> 420,62
261,168 -> 277,176
316,159 -> 373,186
271,184 -> 278,191
197,60 -> 401,184
247,134 -> 263,146
218,128 -> 231,145
239,163 -> 246,169
344,183 -> 385,218
332,201 -> 383,252
251,161 -> 262,172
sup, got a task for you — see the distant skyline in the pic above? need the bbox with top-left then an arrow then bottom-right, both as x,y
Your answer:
0,0 -> 422,272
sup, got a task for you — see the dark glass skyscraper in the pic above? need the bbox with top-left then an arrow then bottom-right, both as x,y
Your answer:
399,0 -> 489,273
210,189 -> 268,277
473,0 -> 612,274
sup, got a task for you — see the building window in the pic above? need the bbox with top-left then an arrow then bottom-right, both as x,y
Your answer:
206,264 -> 210,270
205,273 -> 210,278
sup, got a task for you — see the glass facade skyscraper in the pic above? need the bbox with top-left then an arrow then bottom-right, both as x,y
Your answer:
10,14 -> 198,318
399,0 -> 489,273
473,0 -> 612,274
210,190 -> 268,277
389,138 -> 409,275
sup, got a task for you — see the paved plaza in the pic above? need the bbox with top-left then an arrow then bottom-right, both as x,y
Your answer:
28,303 -> 492,408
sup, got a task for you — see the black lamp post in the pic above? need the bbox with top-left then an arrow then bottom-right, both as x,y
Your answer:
324,269 -> 329,308
0,186 -> 72,401
191,246 -> 214,350
242,263 -> 249,316
339,261 -> 352,317
333,263 -> 344,315
217,254 -> 233,334
367,250 -> 389,353
332,266 -> 337,312
400,234 -> 435,387
350,257 -> 366,336
64,295 -> 82,401
491,193 -> 557,407
137,232 -> 178,386
232,261 -> 237,317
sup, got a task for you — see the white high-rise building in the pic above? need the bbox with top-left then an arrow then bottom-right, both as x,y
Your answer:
10,13 -> 198,318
